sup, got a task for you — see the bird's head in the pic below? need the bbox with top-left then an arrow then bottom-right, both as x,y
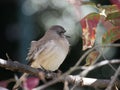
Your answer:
49,25 -> 66,36
45,25 -> 70,39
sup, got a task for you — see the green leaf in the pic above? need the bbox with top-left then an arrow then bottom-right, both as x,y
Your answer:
102,27 -> 120,44
85,50 -> 99,66
106,11 -> 120,20
99,5 -> 119,15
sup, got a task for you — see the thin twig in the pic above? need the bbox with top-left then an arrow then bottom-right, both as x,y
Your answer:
33,75 -> 120,90
64,81 -> 69,90
106,65 -> 120,90
71,44 -> 120,75
99,46 -> 117,72
80,59 -> 120,76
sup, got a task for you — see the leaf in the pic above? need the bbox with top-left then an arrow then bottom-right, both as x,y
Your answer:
99,5 -> 120,26
0,81 -> 8,88
23,77 -> 39,90
99,5 -> 119,15
85,50 -> 99,66
107,12 -> 120,26
82,1 -> 96,6
110,0 -> 120,9
100,16 -> 114,30
105,10 -> 120,26
102,26 -> 120,44
106,11 -> 120,20
80,13 -> 100,50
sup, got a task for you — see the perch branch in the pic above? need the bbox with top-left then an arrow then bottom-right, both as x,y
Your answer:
0,58 -> 57,79
0,58 -> 39,76
0,58 -> 120,89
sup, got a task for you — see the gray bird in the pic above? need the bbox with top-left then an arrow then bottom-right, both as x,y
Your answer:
13,25 -> 70,89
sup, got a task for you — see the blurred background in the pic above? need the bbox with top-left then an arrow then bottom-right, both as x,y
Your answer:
0,0 -> 120,90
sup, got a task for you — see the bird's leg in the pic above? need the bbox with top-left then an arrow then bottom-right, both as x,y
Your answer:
37,66 -> 48,83
55,69 -> 62,77
37,65 -> 53,74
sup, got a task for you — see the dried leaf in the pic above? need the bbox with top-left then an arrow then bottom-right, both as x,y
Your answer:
100,16 -> 114,30
85,50 -> 99,66
99,5 -> 119,15
0,81 -> 8,88
110,0 -> 120,9
99,5 -> 120,26
106,10 -> 120,26
102,26 -> 120,44
80,13 -> 100,50
106,11 -> 120,20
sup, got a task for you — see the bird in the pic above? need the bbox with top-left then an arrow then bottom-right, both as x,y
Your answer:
13,25 -> 70,89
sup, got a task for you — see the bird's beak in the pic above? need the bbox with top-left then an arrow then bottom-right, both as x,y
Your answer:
65,35 -> 71,38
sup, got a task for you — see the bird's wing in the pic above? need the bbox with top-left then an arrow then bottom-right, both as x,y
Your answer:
26,41 -> 37,64
26,40 -> 56,65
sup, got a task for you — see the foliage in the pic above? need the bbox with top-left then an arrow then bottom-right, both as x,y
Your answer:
80,3 -> 120,65
80,13 -> 100,50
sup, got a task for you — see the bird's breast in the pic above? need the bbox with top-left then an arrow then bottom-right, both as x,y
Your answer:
31,39 -> 69,71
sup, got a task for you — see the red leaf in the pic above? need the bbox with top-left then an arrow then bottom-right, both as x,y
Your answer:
23,77 -> 39,90
80,13 -> 100,50
0,81 -> 8,88
110,0 -> 120,9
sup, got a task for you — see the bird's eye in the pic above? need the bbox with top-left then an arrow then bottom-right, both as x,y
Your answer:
57,30 -> 65,35
59,29 -> 66,33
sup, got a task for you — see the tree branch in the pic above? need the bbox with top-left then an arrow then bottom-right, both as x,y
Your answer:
33,75 -> 120,90
80,59 -> 120,76
0,58 -> 39,76
106,65 -> 120,90
0,58 -> 120,90
68,44 -> 120,76
0,58 -> 57,79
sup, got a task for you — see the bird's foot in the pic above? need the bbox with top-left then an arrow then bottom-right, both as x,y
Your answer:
55,70 -> 62,77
